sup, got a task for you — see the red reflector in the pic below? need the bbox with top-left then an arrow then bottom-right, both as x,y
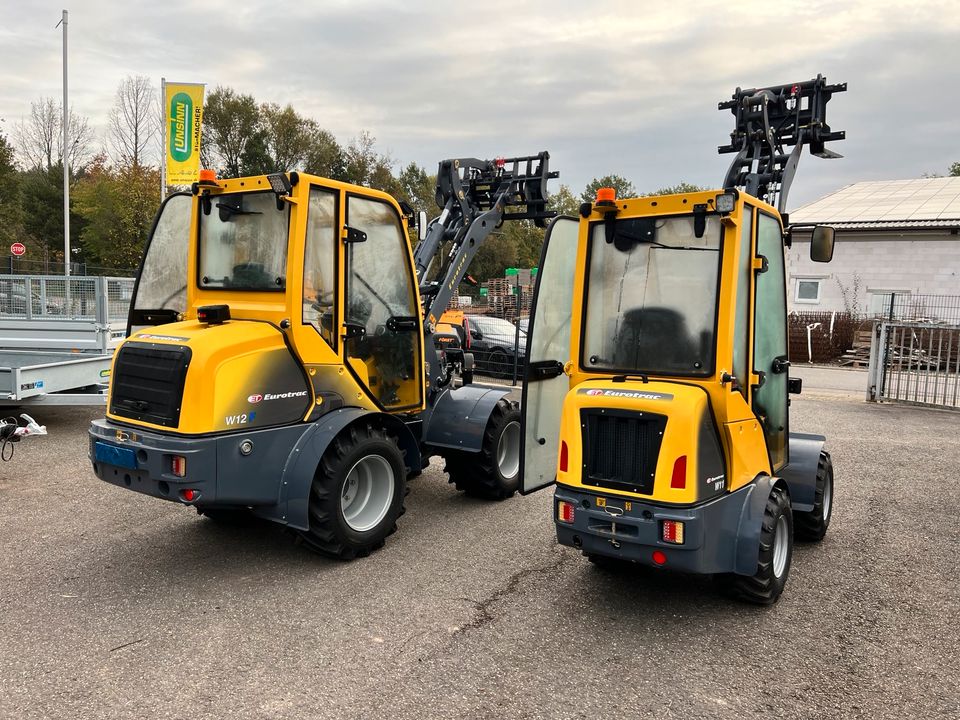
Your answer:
559,440 -> 568,473
557,500 -> 575,524
181,489 -> 197,502
662,520 -> 685,544
670,455 -> 687,489
652,550 -> 667,566
171,455 -> 186,477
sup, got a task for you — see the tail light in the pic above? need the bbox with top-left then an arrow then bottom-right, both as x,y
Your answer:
559,440 -> 568,473
171,455 -> 186,477
557,500 -> 575,524
662,519 -> 685,544
180,488 -> 199,502
670,455 -> 687,489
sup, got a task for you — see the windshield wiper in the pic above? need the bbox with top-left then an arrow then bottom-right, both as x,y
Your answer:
216,202 -> 262,221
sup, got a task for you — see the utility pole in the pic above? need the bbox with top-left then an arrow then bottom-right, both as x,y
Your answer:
57,9 -> 70,276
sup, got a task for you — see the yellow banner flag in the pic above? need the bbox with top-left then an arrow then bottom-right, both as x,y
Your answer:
164,82 -> 205,185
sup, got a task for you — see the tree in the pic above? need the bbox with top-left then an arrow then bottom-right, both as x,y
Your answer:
13,97 -> 94,174
950,162 -> 960,177
581,175 -> 637,204
549,183 -> 580,216
73,157 -> 160,270
0,132 -> 23,248
395,162 -> 436,214
18,164 -> 84,266
201,87 -> 267,177
108,75 -> 157,168
649,182 -> 707,195
303,126 -> 344,179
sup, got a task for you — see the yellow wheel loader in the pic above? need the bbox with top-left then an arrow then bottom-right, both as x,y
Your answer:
89,154 -> 556,559
520,77 -> 845,603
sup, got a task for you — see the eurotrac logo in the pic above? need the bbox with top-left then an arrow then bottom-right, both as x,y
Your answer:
248,390 -> 308,404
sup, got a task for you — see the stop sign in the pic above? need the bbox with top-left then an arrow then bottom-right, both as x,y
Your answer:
10,242 -> 25,257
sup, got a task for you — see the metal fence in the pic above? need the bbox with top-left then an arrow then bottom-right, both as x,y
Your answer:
868,321 -> 960,410
866,293 -> 960,325
0,275 -> 134,322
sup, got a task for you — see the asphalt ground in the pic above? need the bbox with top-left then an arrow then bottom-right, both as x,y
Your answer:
1,392 -> 958,719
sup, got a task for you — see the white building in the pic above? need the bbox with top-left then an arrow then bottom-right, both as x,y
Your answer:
787,177 -> 960,317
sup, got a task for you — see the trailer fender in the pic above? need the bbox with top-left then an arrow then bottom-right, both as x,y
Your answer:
253,407 -> 421,531
733,474 -> 791,576
422,384 -> 511,453
779,432 -> 826,513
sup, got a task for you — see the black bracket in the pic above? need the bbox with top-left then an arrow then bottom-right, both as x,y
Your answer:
527,360 -> 564,381
343,226 -> 367,244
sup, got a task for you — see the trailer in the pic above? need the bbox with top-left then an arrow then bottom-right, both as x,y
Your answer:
0,274 -> 133,406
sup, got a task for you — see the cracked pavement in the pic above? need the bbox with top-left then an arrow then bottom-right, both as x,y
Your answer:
1,394 -> 958,719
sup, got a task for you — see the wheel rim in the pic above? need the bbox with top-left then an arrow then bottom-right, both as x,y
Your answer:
340,454 -> 394,532
497,421 -> 521,480
822,474 -> 833,521
772,514 -> 789,578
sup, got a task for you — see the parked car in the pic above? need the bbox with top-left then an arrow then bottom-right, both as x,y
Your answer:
463,314 -> 526,376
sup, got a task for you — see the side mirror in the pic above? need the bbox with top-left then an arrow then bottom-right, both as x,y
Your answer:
810,225 -> 836,263
470,329 -> 483,340
417,211 -> 428,242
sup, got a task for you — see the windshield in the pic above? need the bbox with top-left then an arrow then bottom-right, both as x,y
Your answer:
582,214 -> 722,376
469,316 -> 526,338
198,191 -> 289,290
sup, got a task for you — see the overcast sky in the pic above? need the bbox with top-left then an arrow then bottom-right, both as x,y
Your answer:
1,0 -> 958,209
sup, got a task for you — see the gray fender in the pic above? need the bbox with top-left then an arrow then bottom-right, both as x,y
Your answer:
422,384 -> 511,453
733,474 -> 791,576
252,407 -> 421,531
779,432 -> 826,513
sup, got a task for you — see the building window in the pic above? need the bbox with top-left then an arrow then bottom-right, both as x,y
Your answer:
795,278 -> 821,304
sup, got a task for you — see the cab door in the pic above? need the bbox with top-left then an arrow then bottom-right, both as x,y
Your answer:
343,194 -> 424,412
127,193 -> 192,335
752,211 -> 789,470
520,217 -> 579,494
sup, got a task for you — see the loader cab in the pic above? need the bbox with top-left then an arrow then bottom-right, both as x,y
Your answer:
119,172 -> 424,436
521,189 -> 803,497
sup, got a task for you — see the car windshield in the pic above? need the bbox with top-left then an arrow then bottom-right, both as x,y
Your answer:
198,191 -> 289,290
471,316 -> 526,337
582,214 -> 722,376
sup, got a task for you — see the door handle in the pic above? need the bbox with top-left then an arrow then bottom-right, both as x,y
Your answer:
772,356 -> 791,374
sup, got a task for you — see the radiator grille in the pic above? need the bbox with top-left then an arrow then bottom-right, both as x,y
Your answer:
580,409 -> 667,495
109,343 -> 191,427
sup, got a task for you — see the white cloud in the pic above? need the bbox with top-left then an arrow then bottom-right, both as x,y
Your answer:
1,0 -> 958,206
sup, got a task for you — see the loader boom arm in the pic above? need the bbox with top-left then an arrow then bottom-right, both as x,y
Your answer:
719,75 -> 846,212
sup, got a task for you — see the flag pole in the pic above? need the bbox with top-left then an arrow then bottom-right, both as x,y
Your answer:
60,9 -> 70,276
160,77 -> 167,201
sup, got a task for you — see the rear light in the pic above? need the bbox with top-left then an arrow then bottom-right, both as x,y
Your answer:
171,455 -> 186,477
662,519 -> 685,544
652,550 -> 667,566
181,488 -> 198,502
557,500 -> 575,524
559,440 -> 568,473
670,455 -> 687,489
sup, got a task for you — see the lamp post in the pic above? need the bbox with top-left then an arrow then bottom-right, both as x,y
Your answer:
56,9 -> 70,276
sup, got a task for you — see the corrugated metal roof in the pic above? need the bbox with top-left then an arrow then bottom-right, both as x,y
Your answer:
828,219 -> 960,231
790,177 -> 960,227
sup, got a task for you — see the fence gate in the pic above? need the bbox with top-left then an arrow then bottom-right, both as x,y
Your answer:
868,320 -> 960,410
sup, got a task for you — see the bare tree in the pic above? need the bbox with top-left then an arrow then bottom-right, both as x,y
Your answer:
13,96 -> 94,174
108,75 -> 157,168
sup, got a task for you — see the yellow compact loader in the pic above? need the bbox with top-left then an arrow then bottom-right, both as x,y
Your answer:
520,77 -> 845,603
90,154 -> 556,559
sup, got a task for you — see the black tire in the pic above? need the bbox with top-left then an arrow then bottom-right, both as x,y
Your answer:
794,451 -> 833,542
297,423 -> 406,560
488,348 -> 509,378
444,398 -> 520,500
722,485 -> 793,605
